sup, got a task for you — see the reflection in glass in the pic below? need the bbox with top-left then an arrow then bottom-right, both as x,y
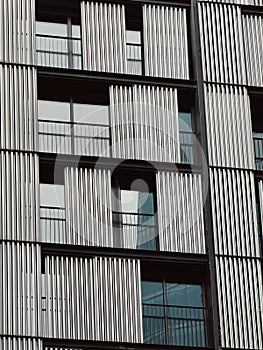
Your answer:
40,184 -> 66,243
142,281 -> 205,347
179,112 -> 194,164
38,100 -> 110,157
126,30 -> 143,75
36,21 -> 82,69
118,190 -> 156,250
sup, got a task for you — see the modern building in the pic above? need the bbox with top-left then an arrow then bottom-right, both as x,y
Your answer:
1,0 -> 263,349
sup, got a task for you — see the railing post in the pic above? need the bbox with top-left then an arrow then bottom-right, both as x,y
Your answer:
67,17 -> 74,69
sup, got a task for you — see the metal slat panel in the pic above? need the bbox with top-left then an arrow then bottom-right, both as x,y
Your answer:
0,151 -> 39,242
0,0 -> 35,65
0,337 -> 43,350
204,84 -> 254,169
156,171 -> 206,254
198,3 -> 247,84
216,256 -> 263,349
81,1 -> 127,73
0,64 -> 37,151
43,255 -> 142,342
64,167 -> 113,247
143,4 -> 189,79
210,168 -> 260,257
110,84 -> 180,163
0,242 -> 41,336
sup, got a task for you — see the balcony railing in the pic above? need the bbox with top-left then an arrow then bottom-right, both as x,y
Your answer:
253,133 -> 263,170
36,34 -> 82,69
113,211 -> 157,250
38,119 -> 111,156
180,131 -> 194,164
143,303 -> 206,347
126,43 -> 143,75
40,206 -> 66,244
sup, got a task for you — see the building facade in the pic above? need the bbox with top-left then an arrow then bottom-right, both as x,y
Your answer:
1,0 -> 263,349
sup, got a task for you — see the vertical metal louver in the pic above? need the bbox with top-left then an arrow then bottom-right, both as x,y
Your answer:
210,168 -> 260,257
204,84 -> 254,169
64,167 -> 113,247
0,151 -> 39,242
110,84 -> 180,163
198,3 -> 247,84
156,171 -> 206,254
0,242 -> 41,336
0,337 -> 43,349
243,14 -> 263,87
43,255 -> 143,342
216,256 -> 263,349
81,1 -> 127,73
0,0 -> 36,65
143,5 -> 189,79
0,64 -> 37,151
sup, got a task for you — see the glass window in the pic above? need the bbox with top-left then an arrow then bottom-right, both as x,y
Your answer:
179,112 -> 193,132
142,280 -> 205,347
36,22 -> 68,37
74,104 -> 109,125
126,30 -> 141,44
38,100 -> 70,122
40,184 -> 65,208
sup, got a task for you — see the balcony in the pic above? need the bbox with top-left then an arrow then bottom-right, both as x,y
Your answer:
143,303 -> 206,347
253,132 -> 263,170
113,211 -> 157,250
36,33 -> 82,70
126,43 -> 143,75
40,206 -> 66,243
180,131 -> 194,164
38,119 -> 111,156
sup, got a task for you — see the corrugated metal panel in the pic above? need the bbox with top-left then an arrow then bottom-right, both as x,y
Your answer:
0,0 -> 36,65
0,64 -> 37,151
243,14 -> 263,87
143,4 -> 189,79
216,256 -> 263,349
204,84 -> 254,169
43,255 -> 143,342
198,3 -> 247,84
156,171 -> 206,254
210,168 -> 260,257
0,337 -> 43,349
258,181 -> 263,237
64,167 -> 113,247
0,151 -> 39,242
110,84 -> 180,163
0,242 -> 42,336
81,1 -> 127,73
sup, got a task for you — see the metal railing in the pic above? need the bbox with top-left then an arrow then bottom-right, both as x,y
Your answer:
180,131 -> 194,164
36,34 -> 82,69
126,43 -> 143,75
253,133 -> 263,170
40,206 -> 66,244
143,303 -> 206,347
38,119 -> 111,156
113,211 -> 157,250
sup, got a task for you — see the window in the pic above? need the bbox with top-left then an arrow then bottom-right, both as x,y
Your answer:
142,280 -> 206,347
40,183 -> 66,243
112,169 -> 157,250
38,99 -> 110,156
250,94 -> 263,170
125,3 -> 143,75
126,30 -> 143,75
36,19 -> 82,69
179,112 -> 194,164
